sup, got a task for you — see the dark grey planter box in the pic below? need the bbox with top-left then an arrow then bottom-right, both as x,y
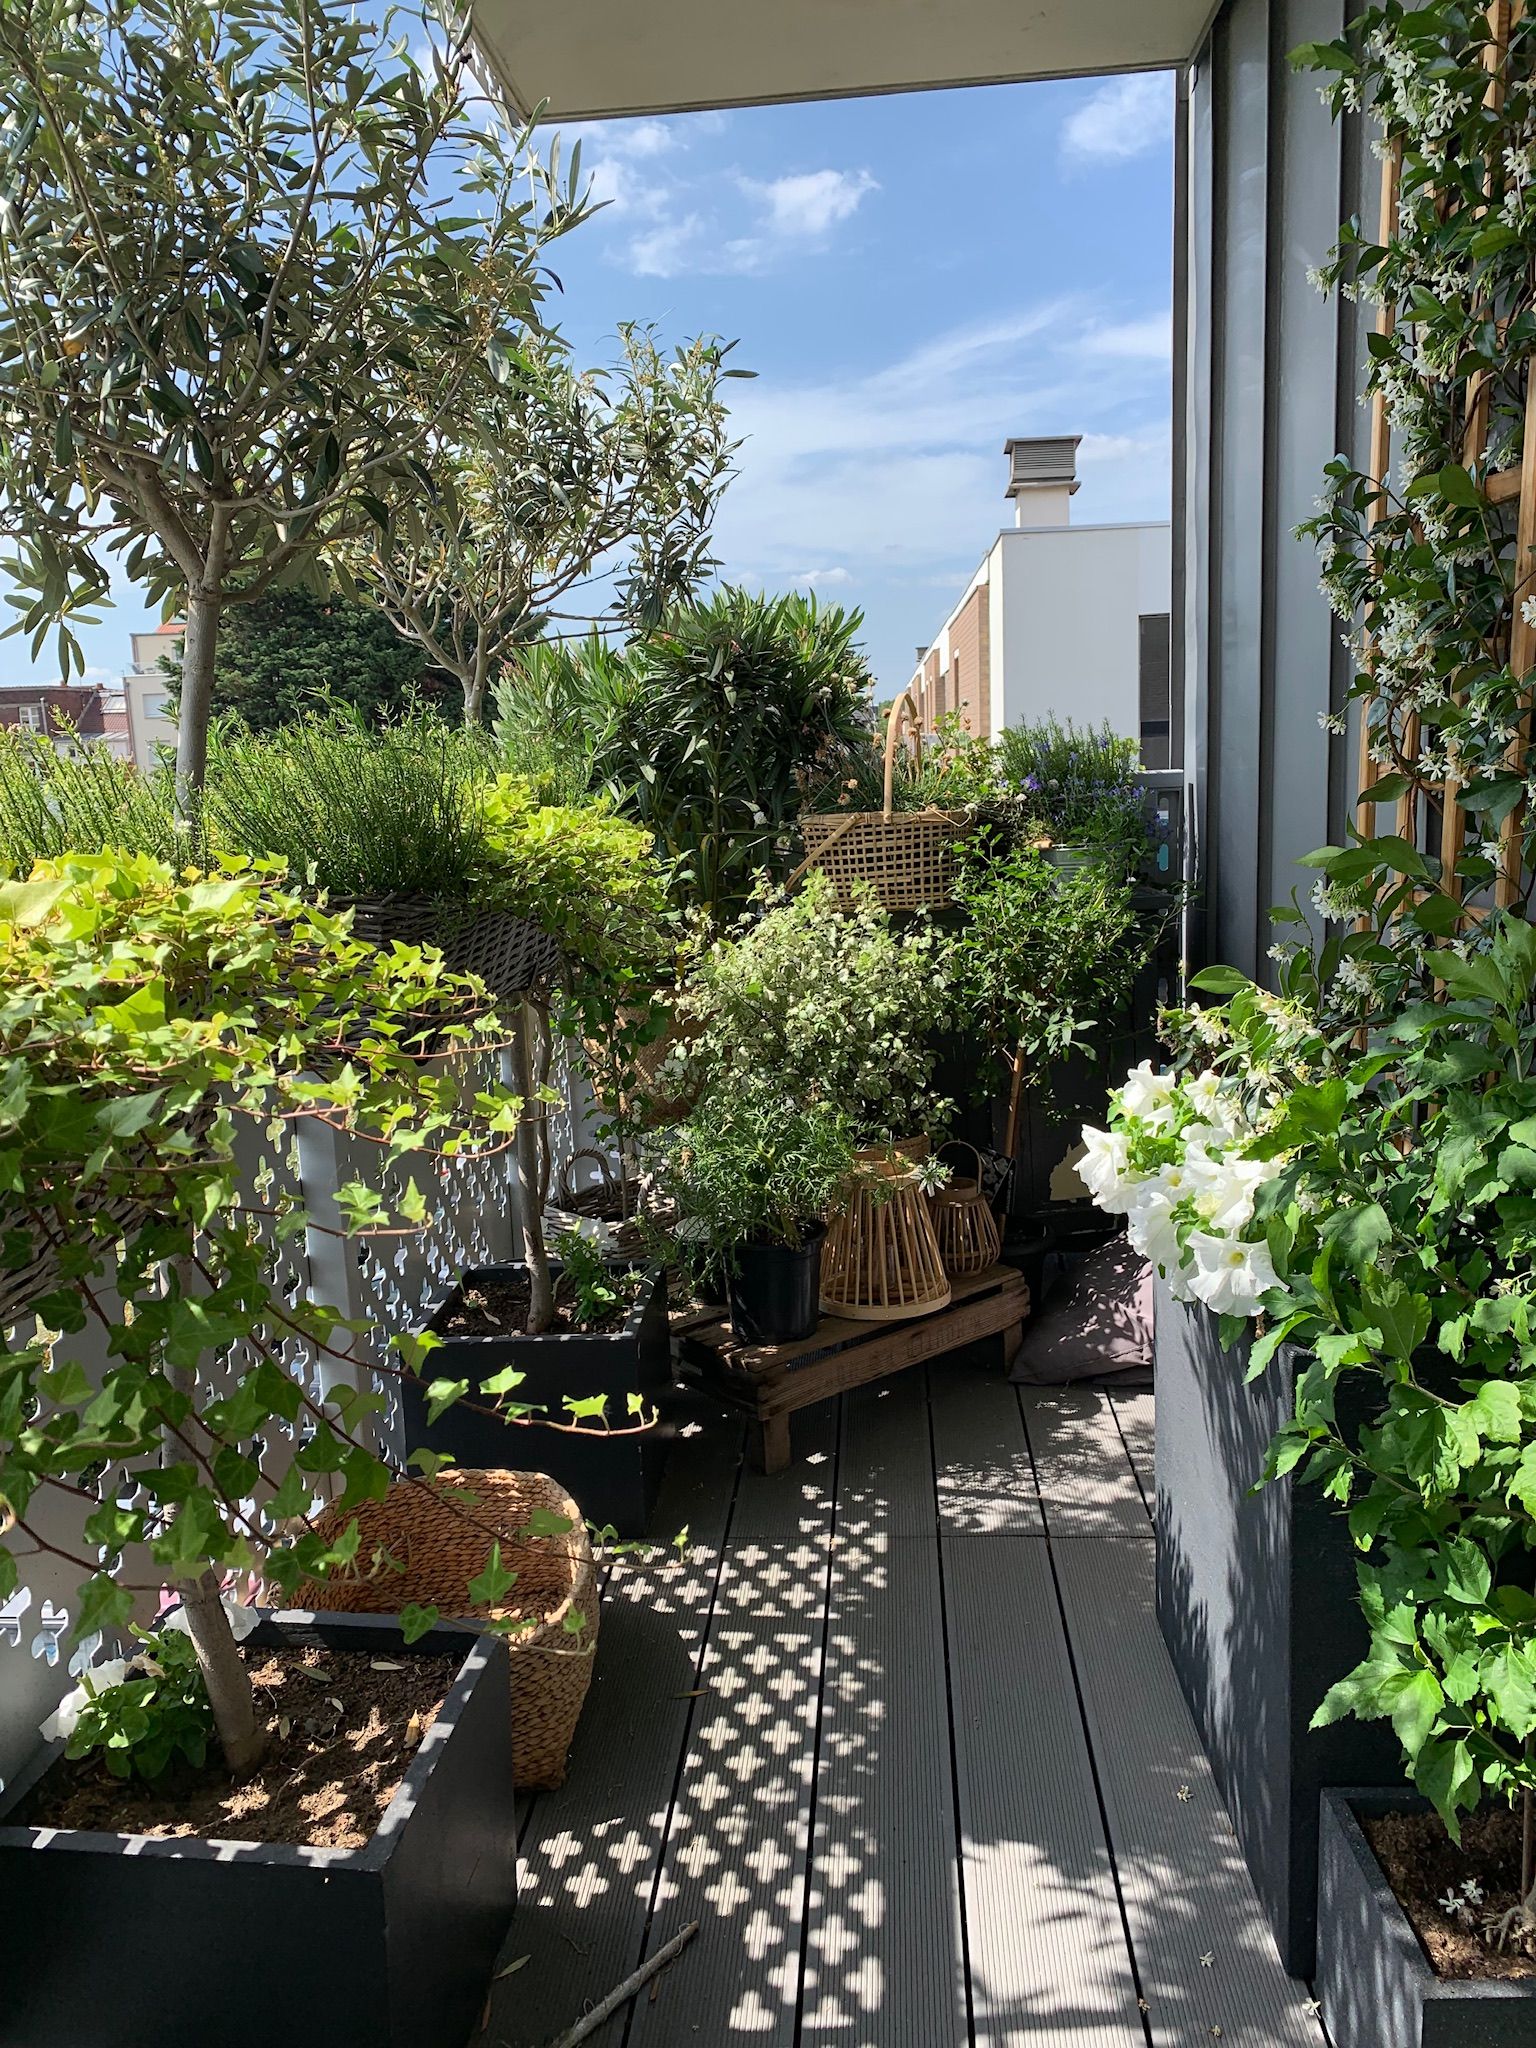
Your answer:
1319,1789 -> 1536,2048
404,1260 -> 672,1536
0,1612 -> 517,2048
1154,1284 -> 1403,1975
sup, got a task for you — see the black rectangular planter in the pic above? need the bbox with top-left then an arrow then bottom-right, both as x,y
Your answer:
0,1612 -> 517,2048
1319,1789 -> 1536,2048
405,1261 -> 672,1536
1154,1284 -> 1404,1976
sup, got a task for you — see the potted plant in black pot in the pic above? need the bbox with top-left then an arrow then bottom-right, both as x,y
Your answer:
655,1076 -> 856,1344
0,854 -> 546,2048
402,1231 -> 672,1536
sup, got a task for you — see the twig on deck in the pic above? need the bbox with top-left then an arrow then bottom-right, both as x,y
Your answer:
542,1921 -> 700,2047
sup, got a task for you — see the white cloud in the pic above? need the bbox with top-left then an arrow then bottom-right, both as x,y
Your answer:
1062,74 -> 1174,165
1081,311 -> 1173,361
745,168 -> 878,239
711,297 -> 1172,689
628,214 -> 705,277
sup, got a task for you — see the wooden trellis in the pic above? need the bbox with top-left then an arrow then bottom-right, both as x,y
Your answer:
1354,0 -> 1536,916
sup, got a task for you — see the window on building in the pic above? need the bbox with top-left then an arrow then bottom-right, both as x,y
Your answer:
142,694 -> 171,720
1137,613 -> 1176,770
15,703 -> 44,733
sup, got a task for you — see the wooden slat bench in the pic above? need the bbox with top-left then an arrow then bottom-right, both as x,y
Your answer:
672,1262 -> 1030,1472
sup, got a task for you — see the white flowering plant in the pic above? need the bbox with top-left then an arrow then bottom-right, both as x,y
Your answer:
1090,924 -> 1536,1896
42,1601 -> 258,1780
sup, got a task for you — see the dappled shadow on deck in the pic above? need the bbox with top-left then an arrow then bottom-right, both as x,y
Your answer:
484,1356 -> 1323,2048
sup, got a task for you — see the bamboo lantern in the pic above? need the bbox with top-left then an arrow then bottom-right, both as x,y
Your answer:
928,1141 -> 1001,1279
820,1147 -> 952,1322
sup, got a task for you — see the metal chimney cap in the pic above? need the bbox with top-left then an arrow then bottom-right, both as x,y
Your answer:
1003,434 -> 1082,497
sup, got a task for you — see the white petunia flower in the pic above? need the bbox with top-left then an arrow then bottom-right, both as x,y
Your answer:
1118,1061 -> 1178,1127
39,1656 -> 131,1744
1126,1187 -> 1184,1274
163,1596 -> 262,1644
1078,1126 -> 1135,1210
1187,1233 -> 1278,1319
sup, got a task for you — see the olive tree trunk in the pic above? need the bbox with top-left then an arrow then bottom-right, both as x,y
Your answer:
175,1565 -> 265,1776
174,584 -> 222,810
515,995 -> 557,1333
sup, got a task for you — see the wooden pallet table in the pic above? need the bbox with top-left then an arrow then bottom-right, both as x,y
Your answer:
673,1262 -> 1030,1473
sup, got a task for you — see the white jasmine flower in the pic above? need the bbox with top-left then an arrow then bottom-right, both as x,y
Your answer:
163,1595 -> 262,1643
39,1656 -> 131,1743
1187,1232 -> 1278,1319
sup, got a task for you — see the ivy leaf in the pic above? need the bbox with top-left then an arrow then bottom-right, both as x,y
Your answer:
467,1541 -> 517,1608
399,1603 -> 440,1645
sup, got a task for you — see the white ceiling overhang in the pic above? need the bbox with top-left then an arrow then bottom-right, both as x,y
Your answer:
470,1 -> 1212,123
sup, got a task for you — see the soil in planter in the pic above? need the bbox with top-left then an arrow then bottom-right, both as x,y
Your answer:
21,1646 -> 460,1851
432,1271 -> 632,1338
1364,1806 -> 1536,1981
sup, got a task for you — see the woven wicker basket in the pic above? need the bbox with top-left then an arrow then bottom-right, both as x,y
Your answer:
792,690 -> 971,911
821,1147 -> 952,1323
928,1141 -> 1002,1279
337,895 -> 563,1002
300,1469 -> 598,1789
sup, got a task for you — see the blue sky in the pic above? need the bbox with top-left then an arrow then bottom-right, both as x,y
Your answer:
8,71 -> 1174,700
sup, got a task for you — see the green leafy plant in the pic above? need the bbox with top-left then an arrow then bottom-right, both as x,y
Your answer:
0,0 -> 584,795
560,588 -> 877,920
949,834 -> 1156,1151
349,325 -> 745,724
654,1077 -> 855,1257
994,716 -> 1150,864
0,727 -> 181,873
163,587 -> 450,732
42,1618 -> 225,1781
663,873 -> 952,1148
0,848 -> 529,1778
550,1230 -> 647,1330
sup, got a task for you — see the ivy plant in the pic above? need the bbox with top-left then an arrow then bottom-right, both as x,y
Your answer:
0,849 -> 533,1777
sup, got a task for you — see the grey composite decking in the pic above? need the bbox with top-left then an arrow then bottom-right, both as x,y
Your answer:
487,1349 -> 1324,2048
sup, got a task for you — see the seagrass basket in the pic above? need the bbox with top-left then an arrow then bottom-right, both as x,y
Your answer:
928,1140 -> 1002,1279
336,895 -> 563,1003
792,690 -> 971,911
820,1146 -> 952,1323
300,1469 -> 598,1789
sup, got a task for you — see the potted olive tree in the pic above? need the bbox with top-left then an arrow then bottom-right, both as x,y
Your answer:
0,853 -> 537,2048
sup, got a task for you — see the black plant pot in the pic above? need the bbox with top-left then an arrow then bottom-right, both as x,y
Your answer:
0,1613 -> 516,2048
1318,1790 -> 1536,2048
1154,1285 -> 1404,1976
403,1261 -> 672,1537
728,1228 -> 826,1344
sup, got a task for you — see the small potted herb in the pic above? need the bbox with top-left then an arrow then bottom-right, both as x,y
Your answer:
404,1231 -> 671,1536
656,1079 -> 856,1344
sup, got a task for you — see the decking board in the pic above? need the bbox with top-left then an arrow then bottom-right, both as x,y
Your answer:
943,1535 -> 1147,2048
1110,1388 -> 1156,1510
625,1403 -> 839,2046
1053,1539 -> 1324,2046
1019,1384 -> 1152,1539
930,1347 -> 1046,1537
496,1401 -> 745,2047
488,1373 -> 1314,2048
799,1390 -> 965,2043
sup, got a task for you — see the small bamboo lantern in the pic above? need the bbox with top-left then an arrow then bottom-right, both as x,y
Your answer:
820,1147 -> 952,1322
928,1140 -> 1001,1279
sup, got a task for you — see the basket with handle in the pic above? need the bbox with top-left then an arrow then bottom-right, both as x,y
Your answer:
928,1140 -> 1002,1279
791,689 -> 971,911
298,1468 -> 598,1790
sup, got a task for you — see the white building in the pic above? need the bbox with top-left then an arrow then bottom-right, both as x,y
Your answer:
123,622 -> 183,770
908,436 -> 1175,765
